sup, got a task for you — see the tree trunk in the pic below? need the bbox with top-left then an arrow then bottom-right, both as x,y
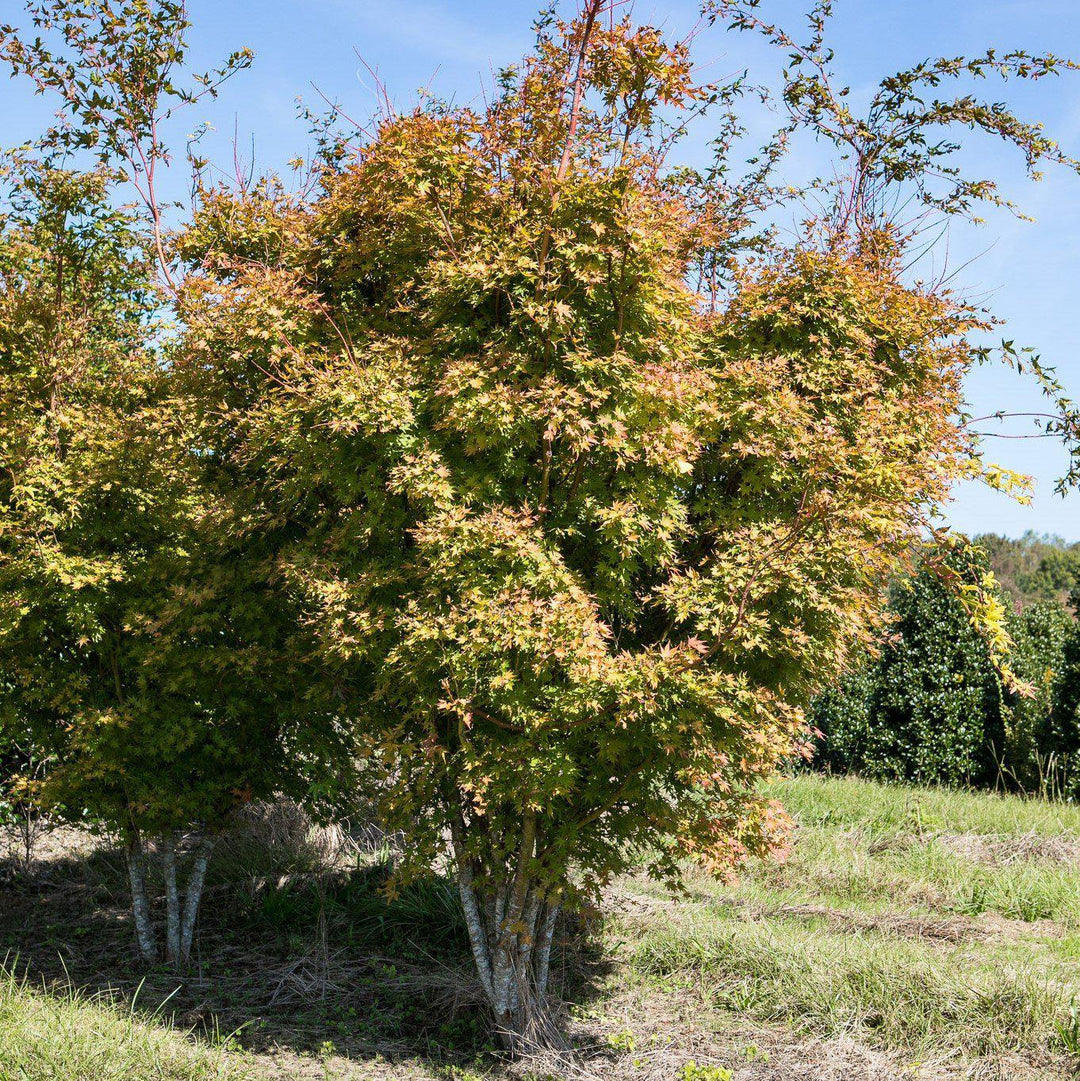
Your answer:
451,817 -> 564,1054
485,891 -> 564,1052
163,836 -> 182,966
535,900 -> 560,1001
126,833 -> 157,963
179,834 -> 214,965
455,848 -> 496,1004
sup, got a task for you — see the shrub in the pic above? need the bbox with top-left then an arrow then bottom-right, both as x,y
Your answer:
1004,600 -> 1076,794
811,546 -> 1006,787
807,665 -> 876,777
1049,600 -> 1080,792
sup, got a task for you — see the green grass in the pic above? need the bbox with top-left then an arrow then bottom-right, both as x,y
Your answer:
692,774 -> 1080,925
769,772 -> 1080,837
0,969 -> 254,1081
633,909 -> 1063,1056
616,774 -> 1080,1074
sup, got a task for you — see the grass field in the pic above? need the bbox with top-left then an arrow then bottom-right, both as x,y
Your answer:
4,775 -> 1080,1080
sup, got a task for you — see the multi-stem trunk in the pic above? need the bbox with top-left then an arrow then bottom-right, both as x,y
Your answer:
126,827 -> 215,969
452,814 -> 564,1053
166,831 -> 215,968
163,835 -> 182,965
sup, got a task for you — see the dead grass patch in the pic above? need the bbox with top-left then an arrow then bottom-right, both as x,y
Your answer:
606,885 -> 1059,948
937,832 -> 1080,868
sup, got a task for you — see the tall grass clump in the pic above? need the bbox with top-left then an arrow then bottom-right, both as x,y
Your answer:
0,968 -> 253,1081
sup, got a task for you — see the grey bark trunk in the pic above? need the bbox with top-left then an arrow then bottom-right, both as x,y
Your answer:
535,902 -> 560,999
163,836 -> 182,967
453,849 -> 496,1002
453,865 -> 561,1050
179,835 -> 214,964
126,835 -> 157,963
489,899 -> 567,1054
451,808 -> 565,1053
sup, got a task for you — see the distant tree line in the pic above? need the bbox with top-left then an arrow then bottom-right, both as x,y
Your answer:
811,536 -> 1080,796
979,532 -> 1080,610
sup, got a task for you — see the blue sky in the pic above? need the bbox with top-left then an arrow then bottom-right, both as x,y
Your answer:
2,0 -> 1079,540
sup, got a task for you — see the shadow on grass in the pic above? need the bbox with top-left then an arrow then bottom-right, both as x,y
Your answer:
0,838 -> 613,1071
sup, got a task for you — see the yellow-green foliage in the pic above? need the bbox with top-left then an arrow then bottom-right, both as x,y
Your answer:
173,17 -> 985,923
0,159 -> 299,841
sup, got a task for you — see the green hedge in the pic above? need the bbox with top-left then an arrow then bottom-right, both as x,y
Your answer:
1005,600 -> 1076,793
811,551 -> 1080,793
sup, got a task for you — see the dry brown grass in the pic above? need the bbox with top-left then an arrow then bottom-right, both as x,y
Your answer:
936,831 -> 1080,867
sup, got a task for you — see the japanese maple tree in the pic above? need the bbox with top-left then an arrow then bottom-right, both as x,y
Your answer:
0,3 -> 292,968
172,2 -> 1080,1045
